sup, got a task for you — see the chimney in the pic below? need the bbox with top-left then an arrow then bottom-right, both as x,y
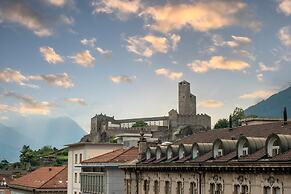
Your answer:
229,115 -> 233,129
138,128 -> 147,161
284,107 -> 288,125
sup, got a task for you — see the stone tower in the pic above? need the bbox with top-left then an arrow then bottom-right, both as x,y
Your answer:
178,80 -> 196,115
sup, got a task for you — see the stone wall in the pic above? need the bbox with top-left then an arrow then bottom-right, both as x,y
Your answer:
124,170 -> 291,194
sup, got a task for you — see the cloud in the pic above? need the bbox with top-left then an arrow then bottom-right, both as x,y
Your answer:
170,34 -> 181,50
0,115 -> 8,121
188,56 -> 250,73
278,0 -> 291,16
60,15 -> 74,25
109,75 -> 136,84
126,34 -> 179,57
239,90 -> 274,100
198,100 -> 224,108
259,63 -> 278,72
1,91 -> 52,115
141,1 -> 258,33
0,0 -> 53,37
212,34 -> 252,48
134,58 -> 152,65
44,0 -> 67,7
0,68 -> 28,85
92,0 -> 141,18
278,26 -> 291,46
39,46 -> 64,64
234,49 -> 256,61
65,98 -> 87,106
80,38 -> 96,47
155,68 -> 183,80
29,73 -> 74,88
256,73 -> 264,81
96,47 -> 112,57
0,68 -> 74,88
70,50 -> 96,67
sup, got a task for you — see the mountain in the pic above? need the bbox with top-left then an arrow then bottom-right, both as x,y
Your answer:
0,116 -> 86,162
0,124 -> 34,162
245,86 -> 291,118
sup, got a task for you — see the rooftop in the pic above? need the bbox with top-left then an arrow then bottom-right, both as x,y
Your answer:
82,147 -> 138,164
9,166 -> 67,190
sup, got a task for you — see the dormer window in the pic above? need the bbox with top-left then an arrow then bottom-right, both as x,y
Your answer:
179,149 -> 184,159
192,143 -> 212,160
167,148 -> 172,159
213,139 -> 237,159
242,147 -> 248,156
156,150 -> 161,160
217,149 -> 223,157
264,134 -> 291,157
146,150 -> 151,160
192,148 -> 199,159
272,140 -> 280,156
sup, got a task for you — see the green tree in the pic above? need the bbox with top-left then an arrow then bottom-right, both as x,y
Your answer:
214,119 -> 229,129
0,160 -> 9,169
20,145 -> 39,170
232,107 -> 245,127
132,120 -> 148,128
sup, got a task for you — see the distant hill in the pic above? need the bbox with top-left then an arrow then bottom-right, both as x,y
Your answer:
245,86 -> 291,118
0,116 -> 86,162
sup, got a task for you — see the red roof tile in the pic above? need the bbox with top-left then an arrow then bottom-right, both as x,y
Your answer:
82,147 -> 138,164
9,166 -> 67,189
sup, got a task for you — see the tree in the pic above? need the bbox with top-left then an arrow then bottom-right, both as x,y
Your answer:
0,160 -> 9,169
232,107 -> 245,127
20,145 -> 39,170
132,120 -> 148,128
214,119 -> 229,129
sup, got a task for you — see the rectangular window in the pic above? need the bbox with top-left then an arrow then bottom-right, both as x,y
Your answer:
272,146 -> 280,156
210,183 -> 215,194
144,180 -> 149,194
242,185 -> 248,194
234,185 -> 239,194
75,154 -> 78,164
126,179 -> 131,194
177,181 -> 183,194
74,173 -> 77,183
190,182 -> 197,194
217,183 -> 222,194
165,181 -> 170,194
242,147 -> 248,156
80,153 -> 83,163
263,186 -> 271,194
217,149 -> 223,157
154,180 -> 159,194
273,187 -> 280,194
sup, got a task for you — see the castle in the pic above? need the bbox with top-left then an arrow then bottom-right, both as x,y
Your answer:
80,80 -> 211,142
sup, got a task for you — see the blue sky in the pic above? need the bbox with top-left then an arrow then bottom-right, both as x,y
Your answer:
0,0 -> 291,132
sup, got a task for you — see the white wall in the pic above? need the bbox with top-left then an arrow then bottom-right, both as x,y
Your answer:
67,144 -> 123,194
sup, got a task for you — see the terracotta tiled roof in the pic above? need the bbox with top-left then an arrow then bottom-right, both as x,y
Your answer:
270,150 -> 291,161
9,166 -> 67,190
82,147 -> 138,164
238,148 -> 266,162
175,121 -> 291,145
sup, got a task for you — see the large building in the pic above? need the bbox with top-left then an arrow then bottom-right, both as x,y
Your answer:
80,147 -> 138,194
66,142 -> 123,194
81,80 -> 211,143
122,119 -> 291,194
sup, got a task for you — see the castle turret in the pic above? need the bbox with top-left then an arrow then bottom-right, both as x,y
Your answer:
178,80 -> 196,115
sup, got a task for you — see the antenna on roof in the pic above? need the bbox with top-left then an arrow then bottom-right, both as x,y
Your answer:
284,107 -> 288,125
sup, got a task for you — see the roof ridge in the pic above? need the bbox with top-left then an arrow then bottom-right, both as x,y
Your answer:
39,166 -> 66,188
109,147 -> 136,162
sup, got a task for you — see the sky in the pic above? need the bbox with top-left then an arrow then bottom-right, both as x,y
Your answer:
0,0 -> 291,132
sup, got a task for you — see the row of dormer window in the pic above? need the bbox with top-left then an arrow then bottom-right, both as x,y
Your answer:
145,133 -> 291,161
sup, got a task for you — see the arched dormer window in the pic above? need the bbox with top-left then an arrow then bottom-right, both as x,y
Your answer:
166,145 -> 179,160
178,144 -> 192,159
237,136 -> 266,158
266,134 -> 291,157
156,146 -> 167,160
145,147 -> 156,160
191,143 -> 212,160
213,139 -> 237,158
